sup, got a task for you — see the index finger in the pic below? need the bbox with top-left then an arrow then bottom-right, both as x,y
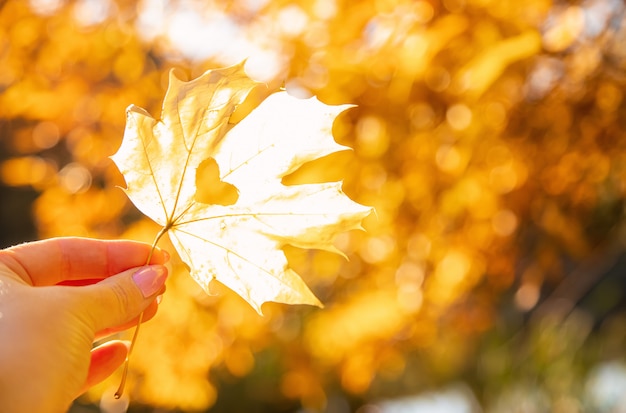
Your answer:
0,237 -> 168,286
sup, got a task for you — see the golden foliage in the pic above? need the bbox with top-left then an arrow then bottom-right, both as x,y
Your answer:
1,0 -> 626,411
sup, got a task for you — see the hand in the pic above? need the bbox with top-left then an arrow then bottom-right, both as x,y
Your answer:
0,237 -> 169,413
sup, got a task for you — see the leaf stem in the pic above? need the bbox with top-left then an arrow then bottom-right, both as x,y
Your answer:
114,224 -> 171,399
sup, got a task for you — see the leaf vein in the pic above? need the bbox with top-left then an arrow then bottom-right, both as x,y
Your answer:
172,227 -> 285,284
139,126 -> 169,222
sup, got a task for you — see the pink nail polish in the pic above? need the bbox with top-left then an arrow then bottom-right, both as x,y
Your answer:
132,265 -> 167,298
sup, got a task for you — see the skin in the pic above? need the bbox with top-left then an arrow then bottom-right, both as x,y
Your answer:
0,237 -> 169,413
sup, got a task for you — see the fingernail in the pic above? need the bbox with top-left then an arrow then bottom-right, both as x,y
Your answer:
159,249 -> 171,263
132,265 -> 167,298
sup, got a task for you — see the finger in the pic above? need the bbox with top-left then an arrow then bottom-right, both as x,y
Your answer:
94,295 -> 161,341
57,278 -> 106,286
80,341 -> 130,394
76,265 -> 168,332
0,237 -> 169,286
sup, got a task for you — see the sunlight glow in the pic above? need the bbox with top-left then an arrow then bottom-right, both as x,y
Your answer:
134,0 -> 291,82
372,385 -> 480,413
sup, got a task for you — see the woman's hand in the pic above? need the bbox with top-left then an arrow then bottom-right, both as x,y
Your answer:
0,237 -> 169,413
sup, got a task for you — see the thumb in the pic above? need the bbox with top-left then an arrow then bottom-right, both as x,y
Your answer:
78,265 -> 168,332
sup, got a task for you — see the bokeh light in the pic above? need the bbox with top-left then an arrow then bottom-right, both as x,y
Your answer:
1,0 -> 626,412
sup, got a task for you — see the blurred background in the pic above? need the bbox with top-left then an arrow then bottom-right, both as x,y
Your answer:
1,0 -> 626,412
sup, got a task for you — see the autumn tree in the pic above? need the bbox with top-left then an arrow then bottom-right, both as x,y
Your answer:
1,0 -> 626,412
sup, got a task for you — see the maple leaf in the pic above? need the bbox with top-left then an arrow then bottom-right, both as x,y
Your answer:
111,62 -> 372,313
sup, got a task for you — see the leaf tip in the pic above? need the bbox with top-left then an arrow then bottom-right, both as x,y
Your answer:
168,67 -> 188,83
125,103 -> 150,116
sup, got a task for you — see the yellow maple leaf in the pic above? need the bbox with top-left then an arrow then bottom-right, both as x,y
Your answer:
111,62 -> 372,313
